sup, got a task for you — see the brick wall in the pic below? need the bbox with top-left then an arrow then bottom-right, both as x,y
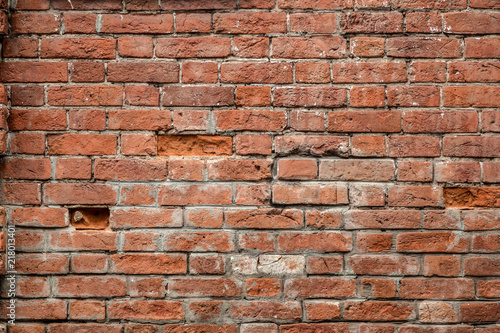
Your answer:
0,0 -> 500,331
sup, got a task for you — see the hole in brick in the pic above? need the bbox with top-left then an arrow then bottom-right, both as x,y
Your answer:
70,208 -> 109,230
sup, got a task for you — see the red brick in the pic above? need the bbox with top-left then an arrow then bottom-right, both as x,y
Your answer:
48,86 -> 123,106
1,62 -> 67,83
290,13 -> 338,34
95,159 -> 166,181
70,62 -> 105,82
164,231 -> 234,252
240,0 -> 275,8
71,253 -> 108,273
125,0 -> 160,10
445,136 -> 500,158
50,231 -> 116,251
169,278 -> 241,297
445,187 -> 500,208
44,183 -> 117,205
69,301 -> 105,321
275,135 -> 348,156
388,185 -> 443,207
3,38 -> 38,58
483,162 -> 500,183
168,159 -> 204,181
233,37 -> 270,58
225,208 -> 303,229
41,38 -> 116,59
483,111 -> 500,132
355,0 -> 390,7
173,110 -> 208,131
435,162 -> 481,183
215,110 -> 286,131
53,0 -> 122,9
12,207 -> 68,228
284,277 -> 356,298
48,324 -> 122,333
11,85 -> 43,106
16,253 -> 68,274
278,232 -> 352,252
281,324 -> 351,333
207,159 -> 271,181
275,87 -> 347,108
352,135 -> 386,157
159,184 -> 232,205
245,278 -> 281,297
1,300 -> 66,321
333,62 -> 405,83
108,62 -> 179,83
342,12 -> 403,33
117,37 -> 153,58
357,233 -> 392,252
8,109 -> 65,131
466,37 -> 500,58
162,86 -> 234,106
410,61 -> 446,82
235,135 -> 272,156
397,232 -> 469,253
63,13 -> 97,34
463,210 -> 500,230
158,135 -> 232,156
236,86 -> 271,107
397,161 -> 433,182
388,86 -> 440,107
120,185 -> 156,206
110,253 -> 186,274
110,208 -> 182,229
350,37 -> 385,58
0,158 -> 51,180
305,301 -> 340,320
11,13 -> 60,34
388,136 -> 440,157
68,109 -> 105,131
423,210 -> 461,230
109,300 -> 183,320
214,12 -> 286,34
15,276 -> 50,298
449,62 -> 500,83
12,0 -> 50,9
296,62 -> 330,83
273,37 -> 347,59
406,12 -> 441,33
403,110 -> 478,133
478,280 -> 500,298
1,183 -> 41,205
306,255 -> 343,274
350,86 -> 385,108
221,62 -> 292,84
55,276 -> 126,297
400,278 -> 474,299
361,278 -> 397,298
444,13 -> 500,34
273,183 -> 348,205
278,0 -> 353,9
319,159 -> 394,181
278,159 -> 317,180
345,210 -> 421,229
123,231 -> 160,251
387,37 -> 461,58
460,303 -> 500,322
394,0 -> 466,8
229,301 -> 301,321
350,184 -> 385,207
350,255 -> 419,275
157,37 -> 231,58
239,232 -> 275,252
123,85 -> 158,106
329,111 -> 400,133
101,14 -> 173,33
444,86 -> 500,108
48,134 -> 117,155
182,62 -> 218,84
419,302 -> 459,323
344,301 -> 415,321
190,254 -> 225,274
465,257 -> 500,276
121,134 -> 156,156
472,234 -> 500,252
176,13 -> 211,33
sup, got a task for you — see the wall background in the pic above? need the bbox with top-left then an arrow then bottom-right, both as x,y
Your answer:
0,0 -> 499,332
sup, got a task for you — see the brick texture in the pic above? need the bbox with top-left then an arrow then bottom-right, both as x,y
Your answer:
1,0 -> 499,330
